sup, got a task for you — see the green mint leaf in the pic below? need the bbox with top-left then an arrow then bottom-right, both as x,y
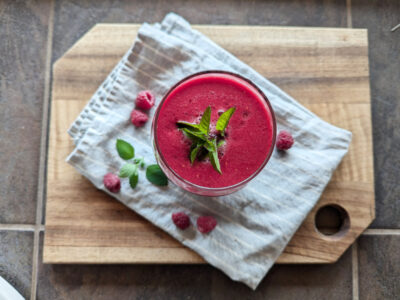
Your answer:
133,157 -> 145,168
177,121 -> 200,131
175,107 -> 229,171
190,143 -> 203,164
116,139 -> 135,160
207,138 -> 221,174
203,138 -> 216,153
198,106 -> 211,135
146,164 -> 168,186
209,150 -> 221,174
129,173 -> 139,189
216,107 -> 236,136
119,163 -> 138,178
182,128 -> 207,142
217,140 -> 225,148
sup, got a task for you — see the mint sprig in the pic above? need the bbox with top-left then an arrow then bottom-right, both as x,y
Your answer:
176,121 -> 200,132
181,128 -> 207,141
190,143 -> 204,164
115,139 -> 168,188
208,138 -> 221,174
216,107 -> 236,136
177,106 -> 235,174
198,106 -> 211,135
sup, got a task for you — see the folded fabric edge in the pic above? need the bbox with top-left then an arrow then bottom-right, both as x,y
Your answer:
67,46 -> 134,145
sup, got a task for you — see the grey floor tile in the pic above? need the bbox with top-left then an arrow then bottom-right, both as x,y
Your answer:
38,264 -> 213,300
358,235 -> 400,299
0,0 -> 52,223
37,235 -> 353,299
211,248 -> 353,299
352,0 -> 400,228
37,235 -> 211,299
51,0 -> 347,63
0,231 -> 34,299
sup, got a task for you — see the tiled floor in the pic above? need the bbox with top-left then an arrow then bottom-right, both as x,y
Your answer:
211,249 -> 353,300
358,234 -> 400,299
36,234 -> 214,300
0,0 -> 399,299
0,231 -> 34,299
0,0 -> 50,224
352,0 -> 400,229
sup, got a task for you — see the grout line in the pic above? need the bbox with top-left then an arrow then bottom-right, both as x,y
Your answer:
31,230 -> 40,300
363,229 -> 400,235
0,224 -> 36,231
346,0 -> 353,28
35,0 -> 54,235
391,24 -> 400,32
31,1 -> 55,299
352,242 -> 359,300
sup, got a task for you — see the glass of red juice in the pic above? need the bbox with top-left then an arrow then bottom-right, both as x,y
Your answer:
152,71 -> 276,196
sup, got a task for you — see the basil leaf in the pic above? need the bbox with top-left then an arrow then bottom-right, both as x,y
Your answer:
146,164 -> 168,186
198,106 -> 211,135
116,139 -> 134,160
209,150 -> 221,174
216,107 -> 236,136
190,143 -> 203,164
177,121 -> 200,131
129,173 -> 139,189
119,163 -> 137,178
133,157 -> 145,168
182,128 -> 207,141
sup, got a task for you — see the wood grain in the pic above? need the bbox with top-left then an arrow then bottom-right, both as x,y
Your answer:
44,24 -> 374,264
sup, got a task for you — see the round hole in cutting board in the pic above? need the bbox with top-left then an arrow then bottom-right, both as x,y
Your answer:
314,204 -> 350,238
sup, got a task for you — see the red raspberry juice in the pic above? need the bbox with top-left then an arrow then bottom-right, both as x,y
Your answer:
155,72 -> 275,189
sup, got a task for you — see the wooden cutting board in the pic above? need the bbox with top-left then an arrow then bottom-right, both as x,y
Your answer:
44,24 -> 374,264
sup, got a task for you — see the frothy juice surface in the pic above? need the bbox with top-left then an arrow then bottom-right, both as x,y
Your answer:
155,72 -> 274,188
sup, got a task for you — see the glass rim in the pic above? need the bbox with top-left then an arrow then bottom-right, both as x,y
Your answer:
152,70 -> 277,193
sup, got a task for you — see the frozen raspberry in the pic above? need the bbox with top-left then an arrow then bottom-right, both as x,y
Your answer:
197,216 -> 217,234
103,173 -> 121,193
276,130 -> 294,151
131,109 -> 148,127
135,90 -> 155,110
172,212 -> 190,230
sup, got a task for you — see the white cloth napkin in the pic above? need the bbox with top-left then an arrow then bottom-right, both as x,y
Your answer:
66,13 -> 352,289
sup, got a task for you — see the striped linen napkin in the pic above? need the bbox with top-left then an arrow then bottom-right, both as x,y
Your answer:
66,13 -> 352,289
